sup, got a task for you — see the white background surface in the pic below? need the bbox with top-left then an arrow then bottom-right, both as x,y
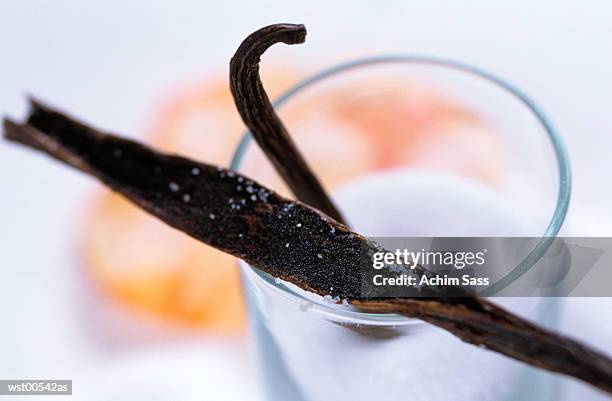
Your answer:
1,1 -> 611,400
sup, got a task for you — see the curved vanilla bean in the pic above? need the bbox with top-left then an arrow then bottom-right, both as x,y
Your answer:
4,100 -> 612,395
229,24 -> 346,224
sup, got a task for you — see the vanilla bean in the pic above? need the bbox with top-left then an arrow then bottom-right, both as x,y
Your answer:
229,24 -> 346,224
4,100 -> 612,395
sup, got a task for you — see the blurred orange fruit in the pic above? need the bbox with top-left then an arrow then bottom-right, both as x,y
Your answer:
80,67 -> 503,331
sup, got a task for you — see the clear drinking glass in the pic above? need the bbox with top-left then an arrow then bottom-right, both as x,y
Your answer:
231,56 -> 571,401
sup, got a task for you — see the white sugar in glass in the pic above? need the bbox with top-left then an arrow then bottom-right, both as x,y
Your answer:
232,56 -> 570,401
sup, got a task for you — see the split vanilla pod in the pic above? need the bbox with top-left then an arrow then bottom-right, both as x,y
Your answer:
4,23 -> 612,395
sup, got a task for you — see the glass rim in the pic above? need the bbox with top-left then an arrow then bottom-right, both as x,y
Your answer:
230,54 -> 572,319
239,260 -> 423,326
